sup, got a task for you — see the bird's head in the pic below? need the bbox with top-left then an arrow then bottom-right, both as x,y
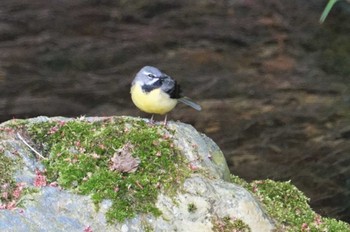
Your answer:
133,66 -> 168,86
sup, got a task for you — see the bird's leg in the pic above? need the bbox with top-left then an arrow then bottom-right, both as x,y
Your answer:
149,115 -> 154,124
148,114 -> 154,124
163,114 -> 168,126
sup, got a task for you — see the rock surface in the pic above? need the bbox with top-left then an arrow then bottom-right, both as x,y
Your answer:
155,176 -> 274,232
0,116 -> 275,232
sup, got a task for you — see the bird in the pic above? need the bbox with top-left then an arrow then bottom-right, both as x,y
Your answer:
130,66 -> 201,124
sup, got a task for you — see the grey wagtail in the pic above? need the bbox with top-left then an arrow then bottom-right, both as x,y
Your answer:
130,66 -> 201,124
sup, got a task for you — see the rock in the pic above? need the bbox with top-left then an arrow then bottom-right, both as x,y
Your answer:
154,176 -> 274,232
0,116 -> 275,232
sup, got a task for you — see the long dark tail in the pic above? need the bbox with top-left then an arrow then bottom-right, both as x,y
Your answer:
178,97 -> 202,111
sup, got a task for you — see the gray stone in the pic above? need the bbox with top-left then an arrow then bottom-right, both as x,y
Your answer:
0,116 -> 276,232
154,176 -> 275,232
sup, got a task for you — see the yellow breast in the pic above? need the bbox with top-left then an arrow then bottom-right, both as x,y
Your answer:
130,83 -> 177,115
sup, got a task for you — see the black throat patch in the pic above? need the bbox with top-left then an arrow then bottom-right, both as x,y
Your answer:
141,79 -> 182,99
141,79 -> 162,93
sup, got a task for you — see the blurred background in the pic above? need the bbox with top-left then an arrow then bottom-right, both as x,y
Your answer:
0,0 -> 349,222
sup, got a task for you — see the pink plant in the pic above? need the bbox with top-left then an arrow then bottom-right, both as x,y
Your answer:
83,225 -> 93,232
188,162 -> 198,171
48,126 -> 59,134
0,182 -> 26,211
12,183 -> 25,199
2,191 -> 8,200
5,200 -> 16,210
34,170 -> 47,187
49,182 -> 59,187
301,223 -> 310,232
314,214 -> 323,227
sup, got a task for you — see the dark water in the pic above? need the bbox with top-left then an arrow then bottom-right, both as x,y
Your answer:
1,0 -> 350,222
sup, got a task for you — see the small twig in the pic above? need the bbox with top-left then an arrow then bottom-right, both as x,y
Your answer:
16,132 -> 46,160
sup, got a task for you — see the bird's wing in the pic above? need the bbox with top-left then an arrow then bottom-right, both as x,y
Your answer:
161,76 -> 182,99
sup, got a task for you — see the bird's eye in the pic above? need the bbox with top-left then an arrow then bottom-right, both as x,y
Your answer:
147,73 -> 155,78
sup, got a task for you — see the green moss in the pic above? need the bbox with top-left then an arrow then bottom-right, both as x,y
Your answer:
26,117 -> 190,223
212,216 -> 251,232
252,180 -> 313,226
0,125 -> 25,207
141,221 -> 154,232
0,151 -> 18,204
229,175 -> 250,189
230,176 -> 350,231
187,202 -> 197,213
